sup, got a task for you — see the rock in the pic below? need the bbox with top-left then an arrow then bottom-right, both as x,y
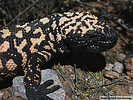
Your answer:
117,53 -> 126,61
41,69 -> 66,100
12,69 -> 66,100
105,63 -> 114,71
116,27 -> 122,31
113,62 -> 124,73
103,70 -> 120,79
125,63 -> 133,70
0,91 -> 3,99
129,85 -> 133,94
12,76 -> 26,99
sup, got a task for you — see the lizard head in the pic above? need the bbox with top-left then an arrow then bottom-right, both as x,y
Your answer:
60,12 -> 117,52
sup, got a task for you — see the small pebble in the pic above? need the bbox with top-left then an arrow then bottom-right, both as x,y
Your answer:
113,62 -> 124,73
125,63 -> 133,70
129,85 -> 133,94
117,53 -> 126,61
103,70 -> 120,79
12,76 -> 26,95
0,92 -> 3,99
116,27 -> 122,31
105,63 -> 114,71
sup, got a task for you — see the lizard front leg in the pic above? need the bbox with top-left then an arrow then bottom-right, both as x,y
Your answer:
23,52 -> 60,100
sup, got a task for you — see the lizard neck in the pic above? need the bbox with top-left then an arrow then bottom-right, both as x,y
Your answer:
47,13 -> 70,53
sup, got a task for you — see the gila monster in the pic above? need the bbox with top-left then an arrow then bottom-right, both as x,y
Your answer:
0,11 -> 117,100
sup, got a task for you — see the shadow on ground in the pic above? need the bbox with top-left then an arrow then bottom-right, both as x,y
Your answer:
44,49 -> 106,72
0,50 -> 106,89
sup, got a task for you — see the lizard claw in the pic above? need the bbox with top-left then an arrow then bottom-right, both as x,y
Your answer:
27,80 -> 60,100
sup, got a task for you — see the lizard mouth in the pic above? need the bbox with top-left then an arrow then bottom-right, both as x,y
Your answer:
86,39 -> 117,52
86,28 -> 118,52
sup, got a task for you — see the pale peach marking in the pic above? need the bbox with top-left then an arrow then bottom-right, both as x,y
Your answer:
0,59 -> 3,69
59,12 -> 84,35
5,59 -> 17,71
5,73 -> 16,77
13,39 -> 27,66
27,76 -> 31,81
51,21 -> 57,30
0,29 -> 11,38
43,45 -> 51,50
49,33 -> 55,41
84,19 -> 104,30
59,12 -> 83,27
15,30 -> 23,38
16,23 -> 29,28
23,68 -> 28,79
42,51 -> 51,60
0,73 -> 4,75
0,41 -> 10,53
21,52 -> 27,66
58,48 -> 64,53
40,17 -> 49,25
37,52 -> 49,62
81,13 -> 98,21
47,41 -> 56,53
61,34 -> 66,39
56,33 -> 62,42
59,17 -> 70,26
24,26 -> 31,33
33,27 -> 42,34
81,14 -> 105,34
34,79 -> 39,83
64,22 -> 81,35
34,74 -> 40,78
60,12 -> 106,36
36,66 -> 40,71
30,28 -> 46,53
79,19 -> 96,36
64,12 -> 74,17
34,22 -> 39,26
